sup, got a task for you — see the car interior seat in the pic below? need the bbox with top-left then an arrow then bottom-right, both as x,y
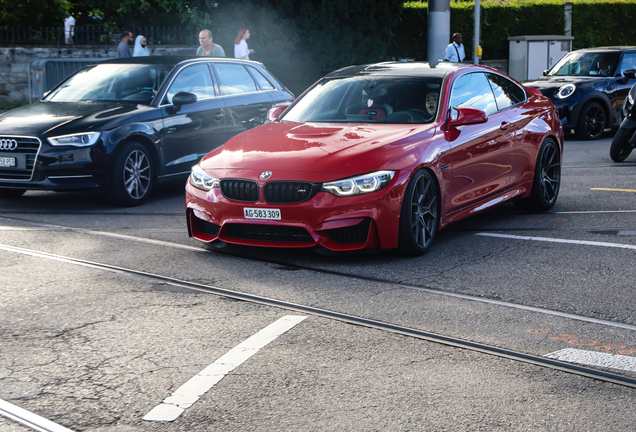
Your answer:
345,87 -> 393,120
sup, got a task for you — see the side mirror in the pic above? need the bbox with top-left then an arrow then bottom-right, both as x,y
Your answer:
448,107 -> 488,129
623,69 -> 636,80
543,70 -> 549,76
172,91 -> 197,108
267,103 -> 291,122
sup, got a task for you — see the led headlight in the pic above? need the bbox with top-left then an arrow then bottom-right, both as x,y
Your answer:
322,171 -> 395,197
554,84 -> 576,100
47,132 -> 101,147
189,164 -> 219,191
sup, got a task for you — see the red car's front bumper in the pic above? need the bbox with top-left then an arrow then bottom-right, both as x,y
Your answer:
185,178 -> 405,252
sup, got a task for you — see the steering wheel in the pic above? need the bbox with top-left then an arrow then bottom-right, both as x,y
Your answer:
409,109 -> 434,122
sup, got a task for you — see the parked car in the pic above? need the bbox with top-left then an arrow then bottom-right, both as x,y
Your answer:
185,61 -> 564,256
0,56 -> 293,205
524,46 -> 636,140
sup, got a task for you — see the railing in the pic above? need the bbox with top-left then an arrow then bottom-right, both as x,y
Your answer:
0,26 -> 193,46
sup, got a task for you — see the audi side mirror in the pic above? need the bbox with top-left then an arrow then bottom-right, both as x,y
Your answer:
172,91 -> 197,108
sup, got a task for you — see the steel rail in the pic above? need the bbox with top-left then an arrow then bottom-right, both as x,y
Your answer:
1,243 -> 636,390
0,399 -> 75,432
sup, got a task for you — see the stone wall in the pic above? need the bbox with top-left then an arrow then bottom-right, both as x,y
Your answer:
0,45 -> 197,104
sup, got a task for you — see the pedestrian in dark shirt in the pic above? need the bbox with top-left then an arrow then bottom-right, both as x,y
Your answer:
117,31 -> 133,58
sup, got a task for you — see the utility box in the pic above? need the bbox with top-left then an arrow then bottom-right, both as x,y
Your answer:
507,35 -> 574,82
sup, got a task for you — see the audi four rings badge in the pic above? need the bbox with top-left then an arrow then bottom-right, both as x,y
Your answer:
259,171 -> 272,180
0,139 -> 18,151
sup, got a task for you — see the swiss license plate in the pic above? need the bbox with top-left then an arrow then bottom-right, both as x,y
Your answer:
0,157 -> 15,168
244,208 -> 281,220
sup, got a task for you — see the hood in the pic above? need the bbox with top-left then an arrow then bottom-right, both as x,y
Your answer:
200,121 -> 434,175
0,101 -> 151,137
523,76 -> 607,93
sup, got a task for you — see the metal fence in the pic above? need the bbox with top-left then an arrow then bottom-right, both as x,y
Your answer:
0,26 -> 192,46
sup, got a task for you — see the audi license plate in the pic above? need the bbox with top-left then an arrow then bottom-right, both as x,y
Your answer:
244,208 -> 281,220
0,157 -> 15,168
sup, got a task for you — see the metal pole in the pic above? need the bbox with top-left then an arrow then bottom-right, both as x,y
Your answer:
427,0 -> 451,63
474,0 -> 481,64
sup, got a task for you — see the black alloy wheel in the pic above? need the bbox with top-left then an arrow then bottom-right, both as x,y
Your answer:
397,169 -> 439,256
108,142 -> 154,207
576,101 -> 606,140
0,188 -> 26,198
514,137 -> 561,211
609,127 -> 634,162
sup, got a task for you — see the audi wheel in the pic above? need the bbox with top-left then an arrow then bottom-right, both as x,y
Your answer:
107,142 -> 154,207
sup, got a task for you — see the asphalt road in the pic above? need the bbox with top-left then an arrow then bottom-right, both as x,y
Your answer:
1,132 -> 635,431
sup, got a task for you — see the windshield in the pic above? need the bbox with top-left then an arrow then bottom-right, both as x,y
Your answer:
548,51 -> 620,77
46,64 -> 173,103
281,76 -> 443,124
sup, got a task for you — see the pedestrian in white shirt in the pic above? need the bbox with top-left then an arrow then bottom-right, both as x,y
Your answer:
234,28 -> 255,60
64,13 -> 75,45
444,33 -> 465,63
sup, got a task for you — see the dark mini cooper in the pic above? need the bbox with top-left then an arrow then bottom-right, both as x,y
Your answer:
524,47 -> 636,140
0,56 -> 293,205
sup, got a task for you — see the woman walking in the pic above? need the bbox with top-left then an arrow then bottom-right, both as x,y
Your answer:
234,28 -> 255,60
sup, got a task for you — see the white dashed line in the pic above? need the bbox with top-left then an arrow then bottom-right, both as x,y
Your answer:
143,315 -> 307,422
0,398 -> 75,432
477,233 -> 636,251
544,348 -> 636,373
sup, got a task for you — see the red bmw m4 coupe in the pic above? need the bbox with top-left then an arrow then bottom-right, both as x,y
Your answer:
185,62 -> 563,256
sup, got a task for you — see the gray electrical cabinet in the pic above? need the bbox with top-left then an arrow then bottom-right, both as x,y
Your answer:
507,35 -> 574,82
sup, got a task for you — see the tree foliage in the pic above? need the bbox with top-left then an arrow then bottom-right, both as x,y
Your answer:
0,0 -> 71,28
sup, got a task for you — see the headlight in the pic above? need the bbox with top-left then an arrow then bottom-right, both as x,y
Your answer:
554,84 -> 576,100
322,171 -> 395,197
189,164 -> 219,191
47,132 -> 101,147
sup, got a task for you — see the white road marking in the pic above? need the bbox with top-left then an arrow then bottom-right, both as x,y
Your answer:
143,315 -> 307,422
476,233 -> 636,251
544,348 -> 636,373
0,398 -> 75,432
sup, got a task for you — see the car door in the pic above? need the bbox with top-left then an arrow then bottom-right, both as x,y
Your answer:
608,52 -> 636,123
446,72 -> 517,211
213,63 -> 274,142
159,63 -> 227,176
486,73 -> 532,187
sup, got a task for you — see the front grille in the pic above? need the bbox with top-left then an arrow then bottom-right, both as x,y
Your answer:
264,181 -> 319,203
0,136 -> 41,181
197,217 -> 221,236
325,219 -> 371,244
225,223 -> 313,243
220,179 -> 259,202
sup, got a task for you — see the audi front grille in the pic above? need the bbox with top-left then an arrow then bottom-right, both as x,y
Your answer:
0,136 -> 41,182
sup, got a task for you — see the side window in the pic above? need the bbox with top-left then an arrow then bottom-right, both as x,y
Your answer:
247,66 -> 275,90
619,53 -> 636,76
449,72 -> 497,117
215,64 -> 258,95
487,73 -> 526,111
166,64 -> 216,104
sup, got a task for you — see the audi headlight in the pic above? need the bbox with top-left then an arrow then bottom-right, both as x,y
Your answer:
322,171 -> 395,197
554,84 -> 576,100
189,164 -> 219,191
47,132 -> 101,147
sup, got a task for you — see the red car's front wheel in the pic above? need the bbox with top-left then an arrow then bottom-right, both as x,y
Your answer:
397,169 -> 439,256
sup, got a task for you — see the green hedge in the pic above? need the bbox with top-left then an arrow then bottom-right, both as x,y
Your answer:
393,1 -> 636,61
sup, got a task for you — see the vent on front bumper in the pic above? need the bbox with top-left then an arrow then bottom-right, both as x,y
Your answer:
197,217 -> 221,236
220,179 -> 259,202
0,136 -> 41,181
225,223 -> 313,243
325,219 -> 371,244
264,181 -> 320,203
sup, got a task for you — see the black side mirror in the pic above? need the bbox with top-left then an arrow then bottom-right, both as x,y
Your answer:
543,70 -> 549,76
623,69 -> 636,80
172,91 -> 197,108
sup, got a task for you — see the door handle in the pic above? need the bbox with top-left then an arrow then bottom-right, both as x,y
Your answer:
214,112 -> 224,121
500,121 -> 511,130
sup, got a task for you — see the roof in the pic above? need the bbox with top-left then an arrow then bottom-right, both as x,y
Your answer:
575,46 -> 636,52
325,61 -> 467,79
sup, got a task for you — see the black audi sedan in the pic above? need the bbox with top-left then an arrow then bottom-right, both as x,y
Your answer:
0,56 -> 293,205
524,47 -> 636,140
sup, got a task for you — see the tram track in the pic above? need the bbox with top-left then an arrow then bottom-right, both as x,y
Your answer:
1,241 -> 636,391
